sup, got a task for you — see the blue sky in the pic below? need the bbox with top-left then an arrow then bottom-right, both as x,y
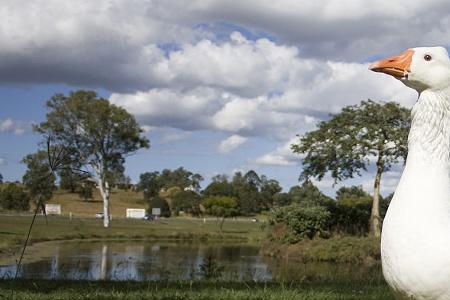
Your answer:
0,84 -> 303,192
3,0 -> 446,196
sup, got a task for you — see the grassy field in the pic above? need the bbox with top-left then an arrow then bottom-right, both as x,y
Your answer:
0,215 -> 266,263
0,279 -> 394,300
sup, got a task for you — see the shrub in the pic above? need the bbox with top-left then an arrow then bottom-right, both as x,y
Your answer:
272,203 -> 331,241
0,183 -> 30,211
332,198 -> 372,235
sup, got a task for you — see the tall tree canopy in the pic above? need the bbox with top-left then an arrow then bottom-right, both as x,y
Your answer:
159,167 -> 204,192
35,90 -> 149,227
291,100 -> 410,237
138,171 -> 162,199
203,174 -> 234,197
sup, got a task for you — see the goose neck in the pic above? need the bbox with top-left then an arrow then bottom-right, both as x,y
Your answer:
408,89 -> 450,164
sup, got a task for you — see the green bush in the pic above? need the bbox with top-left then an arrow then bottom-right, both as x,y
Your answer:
0,183 -> 30,211
272,204 -> 331,241
332,198 -> 371,235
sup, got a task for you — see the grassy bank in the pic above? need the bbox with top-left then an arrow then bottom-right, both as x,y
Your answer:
262,224 -> 381,263
0,279 -> 394,300
0,215 -> 265,262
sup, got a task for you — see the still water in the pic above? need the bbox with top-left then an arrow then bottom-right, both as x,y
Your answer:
0,241 -> 382,282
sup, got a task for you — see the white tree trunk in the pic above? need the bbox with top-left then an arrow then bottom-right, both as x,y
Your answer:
95,163 -> 110,228
370,154 -> 383,237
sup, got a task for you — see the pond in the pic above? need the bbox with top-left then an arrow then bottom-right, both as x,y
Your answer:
0,241 -> 382,282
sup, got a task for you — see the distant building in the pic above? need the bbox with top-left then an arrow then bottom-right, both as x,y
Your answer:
45,204 -> 61,215
126,208 -> 146,219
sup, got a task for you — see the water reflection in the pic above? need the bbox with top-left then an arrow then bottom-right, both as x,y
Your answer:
0,241 -> 382,282
0,241 -> 271,281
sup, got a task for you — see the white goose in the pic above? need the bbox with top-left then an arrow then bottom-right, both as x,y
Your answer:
370,47 -> 450,300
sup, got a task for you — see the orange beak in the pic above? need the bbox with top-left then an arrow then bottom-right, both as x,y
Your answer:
369,49 -> 414,78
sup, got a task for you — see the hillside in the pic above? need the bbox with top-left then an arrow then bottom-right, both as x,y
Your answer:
46,188 -> 146,218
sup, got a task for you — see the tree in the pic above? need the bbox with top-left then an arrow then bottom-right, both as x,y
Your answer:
231,171 -> 259,215
172,190 -> 201,216
159,167 -> 203,191
35,90 -> 149,227
289,180 -> 333,207
336,185 -> 371,202
77,179 -> 95,201
202,196 -> 238,231
203,175 -> 234,197
0,183 -> 30,211
115,174 -> 132,190
333,186 -> 373,235
273,192 -> 292,207
259,175 -> 282,210
59,168 -> 88,193
148,196 -> 171,217
244,170 -> 261,191
138,171 -> 162,199
292,100 -> 410,237
22,151 -> 56,210
0,173 -> 3,184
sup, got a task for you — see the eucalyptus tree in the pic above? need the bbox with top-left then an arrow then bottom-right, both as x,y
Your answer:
292,100 -> 410,237
36,90 -> 149,227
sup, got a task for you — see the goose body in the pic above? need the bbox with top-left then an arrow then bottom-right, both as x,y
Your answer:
371,47 -> 450,300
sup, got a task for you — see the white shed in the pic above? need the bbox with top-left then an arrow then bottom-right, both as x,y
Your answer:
126,208 -> 146,219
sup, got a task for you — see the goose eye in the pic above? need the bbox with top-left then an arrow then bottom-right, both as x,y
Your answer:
424,54 -> 432,61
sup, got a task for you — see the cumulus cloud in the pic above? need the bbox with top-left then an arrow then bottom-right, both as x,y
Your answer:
111,32 -> 416,142
0,118 -> 29,135
218,135 -> 248,154
2,0 -> 450,91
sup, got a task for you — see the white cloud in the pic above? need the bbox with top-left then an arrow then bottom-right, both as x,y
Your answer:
0,158 -> 5,166
111,32 -> 416,142
218,135 -> 248,154
0,118 -> 29,135
3,0 -> 449,90
0,0 -> 437,192
255,138 -> 299,166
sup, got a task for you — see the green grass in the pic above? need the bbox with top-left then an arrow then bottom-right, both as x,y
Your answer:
0,279 -> 394,300
0,215 -> 266,262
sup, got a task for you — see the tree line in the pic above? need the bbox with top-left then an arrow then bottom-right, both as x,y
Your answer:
0,91 -> 412,237
0,163 -> 391,236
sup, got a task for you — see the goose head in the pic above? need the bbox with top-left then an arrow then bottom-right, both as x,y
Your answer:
370,46 -> 450,93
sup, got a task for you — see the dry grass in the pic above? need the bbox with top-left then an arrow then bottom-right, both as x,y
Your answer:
46,188 -> 146,217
